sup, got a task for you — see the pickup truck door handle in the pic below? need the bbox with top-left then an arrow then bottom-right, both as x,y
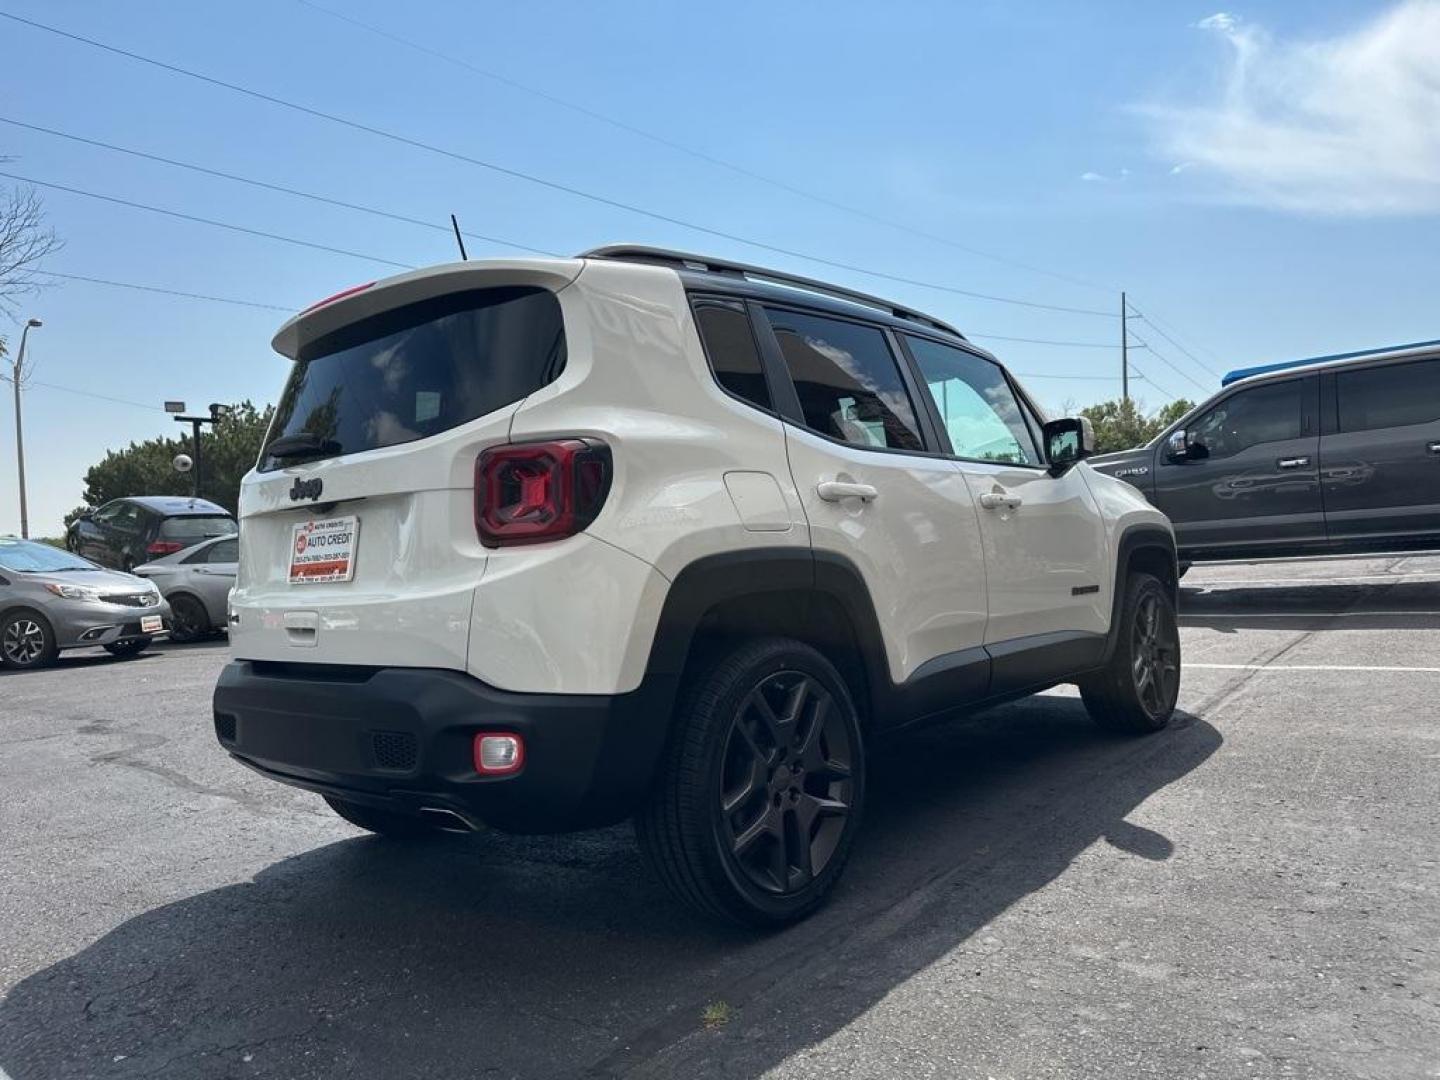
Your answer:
816,480 -> 879,503
978,491 -> 1023,510
1428,441 -> 1440,455
1277,457 -> 1310,469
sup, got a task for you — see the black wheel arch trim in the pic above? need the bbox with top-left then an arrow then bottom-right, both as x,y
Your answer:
1104,524 -> 1179,662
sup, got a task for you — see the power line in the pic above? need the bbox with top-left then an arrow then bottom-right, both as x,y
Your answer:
1127,364 -> 1182,402
970,332 -> 1114,349
0,171 -> 418,271
3,118 -> 1127,348
1126,329 -> 1213,396
33,269 -> 292,312
0,116 -> 560,259
25,379 -> 167,412
0,11 -> 1116,319
295,0 -> 1113,295
1125,301 -> 1226,378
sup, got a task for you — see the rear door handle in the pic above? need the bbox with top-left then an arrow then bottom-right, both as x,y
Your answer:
816,480 -> 879,503
1277,457 -> 1310,469
979,491 -> 1023,510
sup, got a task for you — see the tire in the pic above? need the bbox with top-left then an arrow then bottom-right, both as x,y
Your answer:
635,637 -> 866,927
1,609 -> 60,670
167,594 -> 212,644
104,637 -> 152,658
1080,572 -> 1181,734
324,796 -> 441,839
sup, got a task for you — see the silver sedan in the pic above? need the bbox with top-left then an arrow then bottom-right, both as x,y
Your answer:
0,538 -> 171,670
131,534 -> 237,643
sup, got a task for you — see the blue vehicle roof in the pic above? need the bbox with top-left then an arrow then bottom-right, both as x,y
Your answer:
1222,338 -> 1440,386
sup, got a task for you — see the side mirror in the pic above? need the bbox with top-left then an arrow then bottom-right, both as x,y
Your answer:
79,510 -> 95,523
1043,417 -> 1095,474
1166,429 -> 1208,461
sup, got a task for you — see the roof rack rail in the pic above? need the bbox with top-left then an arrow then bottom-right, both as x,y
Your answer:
578,245 -> 966,340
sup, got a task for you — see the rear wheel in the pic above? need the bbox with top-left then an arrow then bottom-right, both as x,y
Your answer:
636,637 -> 865,927
1,610 -> 60,670
168,594 -> 211,644
103,637 -> 151,659
324,796 -> 442,839
1080,572 -> 1180,733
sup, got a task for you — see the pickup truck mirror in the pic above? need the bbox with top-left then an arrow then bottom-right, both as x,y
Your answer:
1043,417 -> 1095,474
1166,429 -> 1209,461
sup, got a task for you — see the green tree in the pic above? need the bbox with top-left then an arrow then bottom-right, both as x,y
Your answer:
1080,397 -> 1195,454
64,401 -> 274,526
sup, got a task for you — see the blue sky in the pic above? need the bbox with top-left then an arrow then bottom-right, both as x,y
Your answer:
2,0 -> 1437,535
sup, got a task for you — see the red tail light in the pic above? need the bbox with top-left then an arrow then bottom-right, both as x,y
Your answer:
475,439 -> 612,548
147,540 -> 186,557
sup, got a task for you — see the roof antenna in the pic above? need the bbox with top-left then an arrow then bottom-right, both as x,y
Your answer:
450,214 -> 469,261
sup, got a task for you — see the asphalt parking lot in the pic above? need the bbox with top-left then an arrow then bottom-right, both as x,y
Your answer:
2,555 -> 1437,1080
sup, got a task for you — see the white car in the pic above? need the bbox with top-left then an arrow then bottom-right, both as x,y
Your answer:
132,535 -> 238,643
212,246 -> 1180,926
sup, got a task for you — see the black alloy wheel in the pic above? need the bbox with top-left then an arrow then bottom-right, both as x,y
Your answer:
720,671 -> 857,896
1130,589 -> 1179,719
168,594 -> 210,644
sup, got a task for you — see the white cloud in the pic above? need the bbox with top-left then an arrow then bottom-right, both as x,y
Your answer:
1080,171 -> 1107,182
1195,12 -> 1238,32
1140,1 -> 1440,215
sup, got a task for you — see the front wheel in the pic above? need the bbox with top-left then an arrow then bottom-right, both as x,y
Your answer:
103,637 -> 152,659
1080,572 -> 1181,733
636,637 -> 866,927
1,610 -> 60,670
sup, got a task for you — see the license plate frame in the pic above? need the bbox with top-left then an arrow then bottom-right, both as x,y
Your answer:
140,614 -> 163,634
289,516 -> 359,585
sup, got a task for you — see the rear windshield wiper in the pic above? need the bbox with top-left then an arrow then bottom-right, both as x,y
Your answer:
266,432 -> 344,460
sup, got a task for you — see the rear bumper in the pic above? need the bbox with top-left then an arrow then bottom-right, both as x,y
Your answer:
212,660 -> 675,832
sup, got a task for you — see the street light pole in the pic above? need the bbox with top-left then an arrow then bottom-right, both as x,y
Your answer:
9,318 -> 42,539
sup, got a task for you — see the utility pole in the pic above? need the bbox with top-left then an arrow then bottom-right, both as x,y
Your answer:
1120,291 -> 1129,405
7,318 -> 43,538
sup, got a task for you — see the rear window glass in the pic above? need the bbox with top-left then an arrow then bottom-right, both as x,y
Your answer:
161,516 -> 238,540
692,299 -> 772,412
1337,359 -> 1440,432
260,287 -> 565,471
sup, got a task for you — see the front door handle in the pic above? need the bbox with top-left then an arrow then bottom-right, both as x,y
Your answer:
1277,457 -> 1311,469
816,480 -> 879,503
979,491 -> 1023,510
1428,441 -> 1440,455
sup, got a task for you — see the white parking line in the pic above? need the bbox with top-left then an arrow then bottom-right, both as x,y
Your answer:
1189,663 -> 1440,673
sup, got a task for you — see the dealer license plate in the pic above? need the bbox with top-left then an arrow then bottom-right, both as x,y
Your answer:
289,516 -> 359,584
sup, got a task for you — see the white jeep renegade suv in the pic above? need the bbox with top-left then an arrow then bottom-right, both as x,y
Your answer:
213,246 -> 1181,926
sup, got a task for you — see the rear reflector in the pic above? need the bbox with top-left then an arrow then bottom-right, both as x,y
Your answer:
474,733 -> 524,775
475,439 -> 612,547
147,540 -> 185,557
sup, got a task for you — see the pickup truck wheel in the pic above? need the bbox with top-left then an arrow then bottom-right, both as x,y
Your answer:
1080,572 -> 1180,733
636,637 -> 865,927
323,796 -> 441,839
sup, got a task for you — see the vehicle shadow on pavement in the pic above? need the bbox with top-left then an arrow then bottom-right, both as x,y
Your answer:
1179,578 -> 1440,632
0,698 -> 1220,1080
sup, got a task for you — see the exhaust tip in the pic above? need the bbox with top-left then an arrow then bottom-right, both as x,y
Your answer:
418,807 -> 477,834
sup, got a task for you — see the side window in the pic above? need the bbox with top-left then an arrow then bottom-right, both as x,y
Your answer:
207,538 -> 239,563
1337,359 -> 1440,432
905,336 -> 1039,465
692,299 -> 772,412
1189,380 -> 1303,460
93,502 -> 124,525
112,505 -> 145,534
764,307 -> 924,452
